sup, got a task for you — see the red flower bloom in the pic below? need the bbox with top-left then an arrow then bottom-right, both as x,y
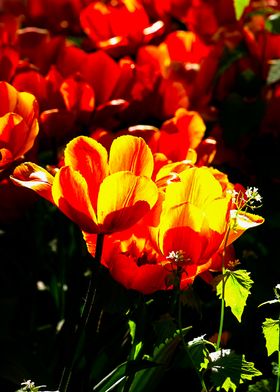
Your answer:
80,0 -> 164,55
0,82 -> 39,172
11,135 -> 159,234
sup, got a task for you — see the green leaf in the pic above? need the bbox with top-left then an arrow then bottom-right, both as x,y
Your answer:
152,317 -> 178,348
262,318 -> 280,356
234,0 -> 250,20
267,59 -> 280,85
215,46 -> 246,83
215,269 -> 254,322
209,350 -> 262,391
92,360 -> 157,392
128,327 -> 191,392
187,335 -> 213,371
248,378 -> 275,391
265,13 -> 280,34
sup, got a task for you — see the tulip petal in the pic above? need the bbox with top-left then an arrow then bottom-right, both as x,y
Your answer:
178,167 -> 224,206
10,162 -> 54,202
0,113 -> 33,160
227,210 -> 265,246
0,81 -> 18,115
64,136 -> 109,212
109,135 -> 154,177
105,251 -> 169,294
52,166 -> 98,233
159,202 -> 224,265
97,171 -> 158,233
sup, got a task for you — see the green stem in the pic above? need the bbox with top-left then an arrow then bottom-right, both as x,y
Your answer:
58,233 -> 104,392
216,226 -> 231,351
216,270 -> 225,351
276,313 -> 280,392
176,288 -> 208,392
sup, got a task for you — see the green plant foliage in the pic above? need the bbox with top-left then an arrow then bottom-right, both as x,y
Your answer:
209,350 -> 262,391
127,327 -> 191,392
187,335 -> 213,371
92,360 -> 157,392
233,0 -> 250,20
262,318 -> 280,356
248,378 -> 274,391
267,59 -> 280,85
265,13 -> 280,33
215,269 -> 254,322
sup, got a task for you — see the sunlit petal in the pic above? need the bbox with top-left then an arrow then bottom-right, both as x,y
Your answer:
97,171 -> 158,233
10,162 -> 54,202
109,135 -> 154,177
227,210 -> 265,245
52,166 -> 98,233
64,136 -> 109,212
0,81 -> 18,115
178,167 -> 223,206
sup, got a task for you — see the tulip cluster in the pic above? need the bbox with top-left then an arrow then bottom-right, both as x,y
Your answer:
0,0 -> 276,391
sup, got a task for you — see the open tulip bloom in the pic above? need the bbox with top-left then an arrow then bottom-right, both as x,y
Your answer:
90,166 -> 264,293
10,134 -> 159,235
14,135 -> 265,296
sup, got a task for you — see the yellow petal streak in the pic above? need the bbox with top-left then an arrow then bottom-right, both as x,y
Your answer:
109,135 -> 154,178
178,167 -> 223,207
64,136 -> 109,211
97,171 -> 158,233
52,166 -> 98,233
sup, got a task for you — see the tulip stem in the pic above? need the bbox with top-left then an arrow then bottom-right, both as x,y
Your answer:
276,312 -> 280,392
58,233 -> 104,392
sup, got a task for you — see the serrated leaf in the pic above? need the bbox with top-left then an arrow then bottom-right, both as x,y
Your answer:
128,327 -> 191,392
262,318 -> 280,356
188,335 -> 212,371
234,0 -> 250,20
216,269 -> 253,322
153,317 -> 178,348
209,350 -> 262,391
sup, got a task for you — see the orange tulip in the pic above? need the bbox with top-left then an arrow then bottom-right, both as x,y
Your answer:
157,108 -> 206,162
155,167 -> 264,288
0,81 -> 39,172
96,231 -> 169,294
83,166 -> 264,293
11,135 -> 159,234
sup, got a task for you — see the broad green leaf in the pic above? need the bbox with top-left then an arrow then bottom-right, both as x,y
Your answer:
234,0 -> 250,20
262,318 -> 280,356
152,317 -> 178,348
216,269 -> 253,322
209,350 -> 262,391
187,335 -> 213,371
128,327 -> 191,392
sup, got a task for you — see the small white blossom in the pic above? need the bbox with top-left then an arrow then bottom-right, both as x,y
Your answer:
245,187 -> 262,203
166,250 -> 185,264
